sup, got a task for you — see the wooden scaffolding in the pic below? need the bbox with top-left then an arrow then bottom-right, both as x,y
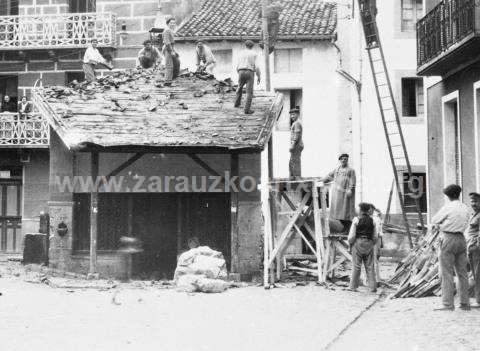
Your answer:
263,178 -> 352,287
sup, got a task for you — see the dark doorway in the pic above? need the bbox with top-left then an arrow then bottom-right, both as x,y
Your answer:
73,193 -> 231,279
69,0 -> 96,13
0,75 -> 18,111
0,167 -> 22,253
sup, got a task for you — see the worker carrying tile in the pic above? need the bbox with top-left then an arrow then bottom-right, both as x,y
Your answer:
347,202 -> 379,293
289,107 -> 303,179
431,184 -> 470,311
82,38 -> 113,82
467,191 -> 480,309
195,41 -> 216,74
162,16 -> 180,86
234,40 -> 261,115
136,40 -> 162,69
324,154 -> 356,233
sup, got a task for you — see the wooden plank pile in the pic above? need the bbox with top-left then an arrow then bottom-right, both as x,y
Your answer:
389,229 -> 442,298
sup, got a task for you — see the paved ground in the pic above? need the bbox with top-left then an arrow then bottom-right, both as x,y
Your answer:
0,263 -> 479,351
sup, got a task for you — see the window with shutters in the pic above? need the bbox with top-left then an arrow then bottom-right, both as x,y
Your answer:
69,0 -> 96,13
212,49 -> 232,75
401,77 -> 424,117
274,49 -> 303,73
401,0 -> 423,32
0,0 -> 18,16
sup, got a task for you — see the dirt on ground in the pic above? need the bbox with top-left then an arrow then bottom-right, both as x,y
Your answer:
0,262 -> 479,351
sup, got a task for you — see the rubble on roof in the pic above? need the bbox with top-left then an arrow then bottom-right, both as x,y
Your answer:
35,68 -> 282,150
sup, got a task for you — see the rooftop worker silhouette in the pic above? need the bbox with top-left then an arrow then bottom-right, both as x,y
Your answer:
195,41 -> 216,74
136,39 -> 162,69
82,38 -> 112,82
162,17 -> 180,86
234,40 -> 261,114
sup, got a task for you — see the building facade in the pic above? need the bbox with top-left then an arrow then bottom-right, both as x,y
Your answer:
418,0 -> 480,216
347,0 -> 427,221
0,0 -> 200,256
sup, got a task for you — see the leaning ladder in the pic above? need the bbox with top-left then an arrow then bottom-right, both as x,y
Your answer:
358,3 -> 426,247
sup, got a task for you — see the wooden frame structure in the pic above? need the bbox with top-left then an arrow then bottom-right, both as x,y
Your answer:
264,178 -> 328,286
263,178 -> 354,287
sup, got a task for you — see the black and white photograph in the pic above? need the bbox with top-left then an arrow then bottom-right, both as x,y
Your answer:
0,0 -> 479,350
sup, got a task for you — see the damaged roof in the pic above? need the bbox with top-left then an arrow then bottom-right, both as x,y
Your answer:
33,69 -> 282,151
176,0 -> 337,41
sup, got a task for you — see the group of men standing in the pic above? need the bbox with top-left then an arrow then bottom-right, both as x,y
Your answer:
431,185 -> 480,310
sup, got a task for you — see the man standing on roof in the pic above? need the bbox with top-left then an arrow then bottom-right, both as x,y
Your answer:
289,107 -> 303,179
136,40 -> 162,69
324,154 -> 356,233
163,17 -> 180,86
82,38 -> 112,82
234,40 -> 261,115
195,41 -> 216,74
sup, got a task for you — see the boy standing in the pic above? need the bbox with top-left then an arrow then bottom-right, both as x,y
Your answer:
348,202 -> 379,292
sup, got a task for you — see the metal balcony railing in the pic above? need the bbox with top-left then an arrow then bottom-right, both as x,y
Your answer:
0,113 -> 49,147
417,0 -> 475,67
0,12 -> 116,50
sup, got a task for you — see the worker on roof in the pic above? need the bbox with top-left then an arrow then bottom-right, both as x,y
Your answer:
195,40 -> 216,74
234,40 -> 261,115
347,202 -> 379,293
466,192 -> 480,309
289,107 -> 303,179
82,38 -> 112,82
162,16 -> 180,86
431,184 -> 470,311
136,39 -> 162,69
324,154 -> 356,233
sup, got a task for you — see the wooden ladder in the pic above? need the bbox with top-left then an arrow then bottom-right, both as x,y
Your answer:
358,1 -> 426,247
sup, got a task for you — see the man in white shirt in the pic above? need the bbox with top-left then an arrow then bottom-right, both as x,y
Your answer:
234,40 -> 261,114
82,38 -> 112,82
431,184 -> 471,311
136,39 -> 162,69
196,41 -> 216,74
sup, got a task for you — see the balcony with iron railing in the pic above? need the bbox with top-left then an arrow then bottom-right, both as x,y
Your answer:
0,113 -> 49,148
0,12 -> 116,51
417,0 -> 480,76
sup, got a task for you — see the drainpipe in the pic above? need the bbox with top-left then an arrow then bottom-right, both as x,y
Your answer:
332,36 -> 364,202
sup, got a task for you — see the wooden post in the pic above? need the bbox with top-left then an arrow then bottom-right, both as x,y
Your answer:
320,187 -> 331,281
230,152 -> 240,273
177,197 -> 183,254
89,151 -> 99,275
264,140 -> 274,287
262,0 -> 271,91
312,181 -> 325,283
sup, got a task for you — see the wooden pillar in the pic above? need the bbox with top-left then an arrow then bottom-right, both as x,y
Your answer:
312,181 -> 325,283
177,197 -> 183,254
230,152 -> 240,273
89,151 -> 99,275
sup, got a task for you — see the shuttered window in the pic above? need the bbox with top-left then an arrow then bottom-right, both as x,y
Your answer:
274,49 -> 303,73
401,0 -> 423,32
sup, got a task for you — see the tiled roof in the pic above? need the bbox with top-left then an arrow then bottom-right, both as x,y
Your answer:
33,71 -> 282,151
176,0 -> 337,41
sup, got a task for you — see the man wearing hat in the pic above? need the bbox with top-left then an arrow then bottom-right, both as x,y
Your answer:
234,40 -> 261,114
196,41 -> 216,74
431,184 -> 470,311
325,154 -> 356,232
289,107 -> 303,179
467,192 -> 480,308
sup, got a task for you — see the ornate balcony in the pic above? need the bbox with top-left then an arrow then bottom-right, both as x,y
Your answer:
417,0 -> 480,76
0,12 -> 116,51
0,113 -> 49,148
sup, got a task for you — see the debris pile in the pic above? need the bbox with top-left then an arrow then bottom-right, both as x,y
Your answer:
174,246 -> 230,293
389,229 -> 442,298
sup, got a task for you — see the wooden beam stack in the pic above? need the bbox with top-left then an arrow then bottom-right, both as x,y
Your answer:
389,229 -> 442,298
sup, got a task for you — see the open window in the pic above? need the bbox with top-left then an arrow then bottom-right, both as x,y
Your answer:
69,0 -> 96,13
275,89 -> 302,131
401,77 -> 424,117
0,0 -> 19,16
